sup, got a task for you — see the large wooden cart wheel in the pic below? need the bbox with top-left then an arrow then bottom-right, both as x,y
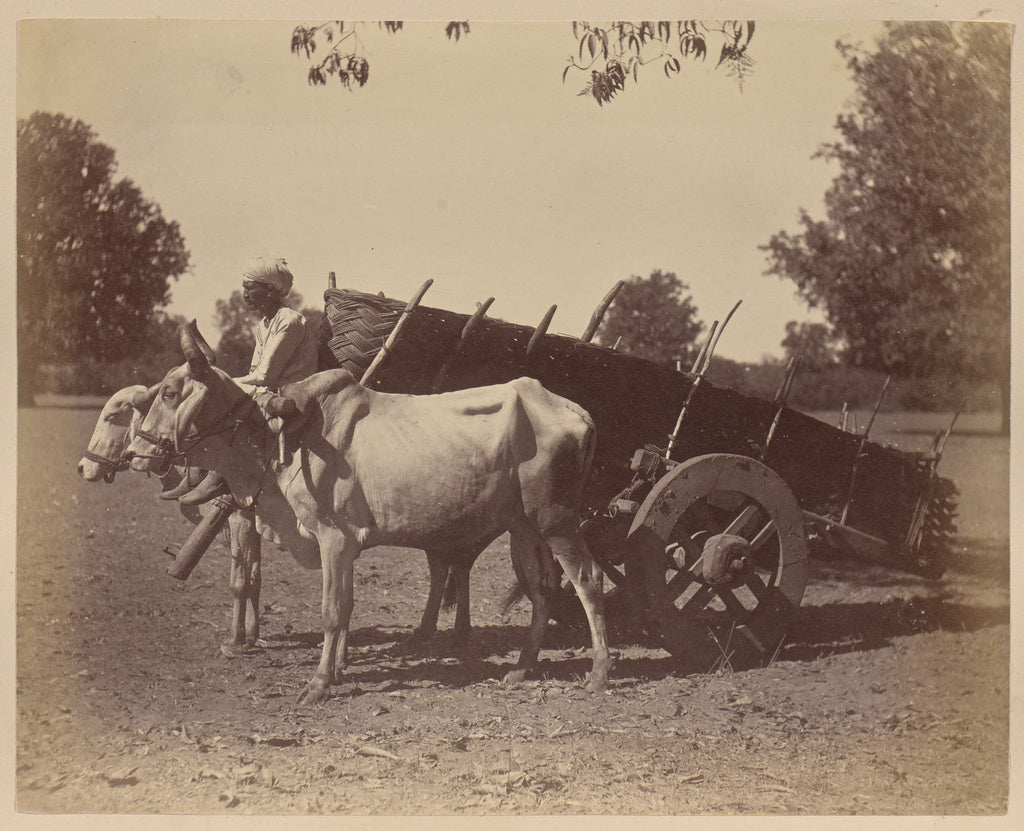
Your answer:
626,454 -> 809,667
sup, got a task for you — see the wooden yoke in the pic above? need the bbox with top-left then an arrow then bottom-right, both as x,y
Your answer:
166,495 -> 235,580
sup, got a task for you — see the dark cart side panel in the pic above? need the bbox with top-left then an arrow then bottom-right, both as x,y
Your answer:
323,290 -> 939,554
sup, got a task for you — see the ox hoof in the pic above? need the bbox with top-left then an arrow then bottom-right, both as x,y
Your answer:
296,680 -> 331,706
585,674 -> 609,693
220,643 -> 258,659
503,668 -> 529,685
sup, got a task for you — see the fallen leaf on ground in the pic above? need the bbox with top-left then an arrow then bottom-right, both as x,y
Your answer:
248,733 -> 300,747
759,784 -> 795,794
105,766 -> 139,786
355,745 -> 400,761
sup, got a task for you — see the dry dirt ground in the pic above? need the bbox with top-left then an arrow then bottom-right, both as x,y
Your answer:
16,405 -> 1011,816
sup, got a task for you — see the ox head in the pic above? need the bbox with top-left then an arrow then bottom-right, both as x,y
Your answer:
78,384 -> 159,482
128,320 -> 220,475
127,321 -> 266,507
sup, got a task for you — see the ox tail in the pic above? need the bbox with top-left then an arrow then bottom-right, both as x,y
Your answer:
498,582 -> 527,619
441,568 -> 458,611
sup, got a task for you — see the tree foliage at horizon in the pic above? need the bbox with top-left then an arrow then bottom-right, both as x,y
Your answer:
290,20 -> 754,105
17,111 -> 191,400
781,321 -> 841,372
762,22 -> 1010,426
595,270 -> 703,366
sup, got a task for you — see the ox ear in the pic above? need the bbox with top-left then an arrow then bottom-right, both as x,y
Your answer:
180,319 -> 216,376
124,383 -> 160,414
173,381 -> 209,454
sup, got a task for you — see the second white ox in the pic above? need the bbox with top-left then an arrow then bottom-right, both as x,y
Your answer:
129,323 -> 611,704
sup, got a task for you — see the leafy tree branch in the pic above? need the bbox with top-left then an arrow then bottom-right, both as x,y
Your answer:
289,20 -> 752,102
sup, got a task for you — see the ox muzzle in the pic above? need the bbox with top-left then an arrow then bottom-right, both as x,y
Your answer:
128,428 -> 178,475
78,451 -> 131,483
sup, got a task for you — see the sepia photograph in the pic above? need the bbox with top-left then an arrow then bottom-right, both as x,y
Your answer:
10,2 -> 1014,818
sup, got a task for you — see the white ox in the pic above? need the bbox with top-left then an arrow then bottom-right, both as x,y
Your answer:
78,384 -> 266,654
80,386 -> 491,657
128,323 -> 611,704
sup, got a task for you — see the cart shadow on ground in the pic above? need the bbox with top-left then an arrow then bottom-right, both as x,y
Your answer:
251,594 -> 1007,694
242,534 -> 1008,693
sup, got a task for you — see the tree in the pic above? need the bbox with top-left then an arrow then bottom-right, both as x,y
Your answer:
761,22 -> 1010,431
17,111 -> 191,404
780,321 -> 840,372
595,270 -> 703,366
212,290 -> 256,376
290,20 -> 754,105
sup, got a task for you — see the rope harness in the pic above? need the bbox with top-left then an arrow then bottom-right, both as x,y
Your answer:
82,449 -> 131,483
129,391 -> 277,497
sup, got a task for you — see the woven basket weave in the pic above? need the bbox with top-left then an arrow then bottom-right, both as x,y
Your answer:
321,288 -> 404,377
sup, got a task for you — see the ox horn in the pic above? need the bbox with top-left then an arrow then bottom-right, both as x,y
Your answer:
180,320 -> 216,375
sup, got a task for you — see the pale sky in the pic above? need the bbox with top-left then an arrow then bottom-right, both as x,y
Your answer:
16,16 -> 894,362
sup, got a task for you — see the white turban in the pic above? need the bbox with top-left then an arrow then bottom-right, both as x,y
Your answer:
242,256 -> 294,296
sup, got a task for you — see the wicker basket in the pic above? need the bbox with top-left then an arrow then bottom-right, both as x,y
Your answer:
321,288 -> 404,377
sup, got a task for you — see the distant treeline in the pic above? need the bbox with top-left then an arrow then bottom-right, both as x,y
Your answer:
705,357 -> 999,413
35,352 -> 998,414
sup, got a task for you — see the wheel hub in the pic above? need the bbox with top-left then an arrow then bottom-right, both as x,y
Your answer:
700,533 -> 753,587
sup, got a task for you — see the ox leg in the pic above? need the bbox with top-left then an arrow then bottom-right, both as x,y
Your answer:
549,535 -> 611,692
221,508 -> 261,658
503,527 -> 558,684
298,532 -> 358,705
451,563 -> 472,647
410,551 -> 450,644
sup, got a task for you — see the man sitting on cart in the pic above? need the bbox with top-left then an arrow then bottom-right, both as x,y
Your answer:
233,255 -> 319,406
185,256 -> 318,503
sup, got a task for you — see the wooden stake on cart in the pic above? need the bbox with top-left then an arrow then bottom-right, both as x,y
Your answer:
526,305 -> 557,360
690,320 -> 718,374
360,279 -> 433,386
839,402 -> 850,432
903,405 -> 962,551
580,281 -> 625,343
431,297 -> 495,392
839,375 -> 891,525
328,271 -> 337,289
666,300 -> 742,462
761,355 -> 801,461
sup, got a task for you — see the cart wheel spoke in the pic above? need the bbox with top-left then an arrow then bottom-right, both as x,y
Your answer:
678,584 -> 716,616
722,502 -> 762,538
664,566 -> 697,601
714,587 -> 751,622
744,570 -> 770,601
748,520 -> 776,554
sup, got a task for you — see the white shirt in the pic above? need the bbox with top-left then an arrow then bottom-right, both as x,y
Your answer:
235,306 -> 318,391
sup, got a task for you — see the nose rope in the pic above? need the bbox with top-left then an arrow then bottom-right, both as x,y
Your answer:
82,449 -> 130,483
83,450 -> 130,469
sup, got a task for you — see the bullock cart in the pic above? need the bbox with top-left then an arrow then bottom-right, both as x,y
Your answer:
318,278 -> 959,665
